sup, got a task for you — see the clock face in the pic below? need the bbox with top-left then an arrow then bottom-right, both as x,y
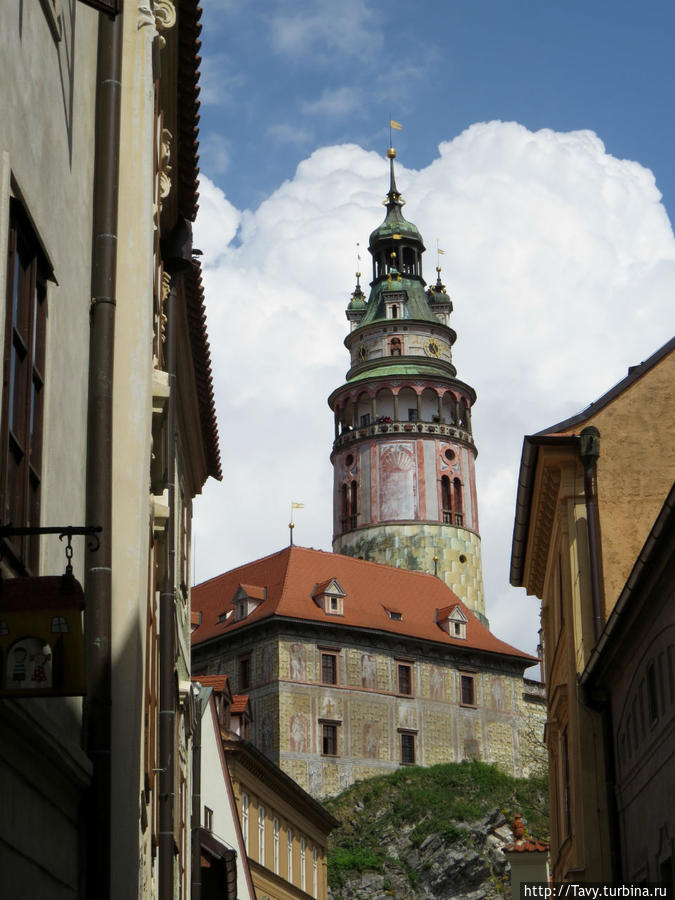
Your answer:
358,344 -> 369,360
424,338 -> 442,358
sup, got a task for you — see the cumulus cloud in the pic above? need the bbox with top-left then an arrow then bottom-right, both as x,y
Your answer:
193,121 -> 675,659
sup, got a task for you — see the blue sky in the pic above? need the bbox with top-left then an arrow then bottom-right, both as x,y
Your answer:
198,0 -> 675,222
192,0 -> 675,659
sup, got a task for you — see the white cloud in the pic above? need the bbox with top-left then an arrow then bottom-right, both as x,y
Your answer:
193,121 -> 675,661
302,86 -> 364,119
268,0 -> 382,59
199,133 -> 233,176
194,178 -> 241,264
267,122 -> 314,146
199,53 -> 246,106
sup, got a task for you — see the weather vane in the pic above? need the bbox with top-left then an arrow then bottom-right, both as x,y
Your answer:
289,502 -> 304,546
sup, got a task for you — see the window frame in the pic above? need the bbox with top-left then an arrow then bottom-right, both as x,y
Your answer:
459,672 -> 476,707
320,720 -> 339,757
238,652 -> 252,691
320,650 -> 338,685
396,661 -> 414,697
400,730 -> 416,765
1,200 -> 49,573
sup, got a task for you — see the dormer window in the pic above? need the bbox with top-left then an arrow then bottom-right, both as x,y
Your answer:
231,583 -> 266,622
437,604 -> 468,639
312,578 -> 346,616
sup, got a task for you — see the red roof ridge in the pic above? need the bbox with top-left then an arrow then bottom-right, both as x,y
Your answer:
193,545 -> 292,593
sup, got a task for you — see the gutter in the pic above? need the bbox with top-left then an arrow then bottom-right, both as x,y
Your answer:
579,426 -> 605,642
84,10 -> 123,900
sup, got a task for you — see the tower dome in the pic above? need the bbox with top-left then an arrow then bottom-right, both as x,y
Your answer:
328,147 -> 487,625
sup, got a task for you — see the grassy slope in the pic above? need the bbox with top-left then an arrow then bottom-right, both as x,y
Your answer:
324,760 -> 549,891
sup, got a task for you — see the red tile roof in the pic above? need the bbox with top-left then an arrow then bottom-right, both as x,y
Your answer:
504,838 -> 550,853
192,546 -> 536,665
231,694 -> 250,714
238,583 -> 266,600
192,674 -> 230,693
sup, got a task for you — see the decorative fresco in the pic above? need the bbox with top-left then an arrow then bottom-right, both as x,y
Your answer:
289,713 -> 309,753
361,652 -> 376,689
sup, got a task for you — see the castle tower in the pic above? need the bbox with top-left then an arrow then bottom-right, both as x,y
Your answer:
328,148 -> 487,624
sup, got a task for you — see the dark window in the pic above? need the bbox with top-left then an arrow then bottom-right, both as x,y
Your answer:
321,652 -> 337,685
561,728 -> 571,838
453,478 -> 463,526
647,663 -> 658,723
391,305 -> 398,319
349,480 -> 358,530
239,654 -> 251,691
460,674 -> 475,706
401,732 -> 416,765
397,663 -> 413,696
388,610 -> 402,621
441,475 -> 451,523
204,806 -> 213,831
407,407 -> 418,422
360,413 -> 370,427
322,724 -> 337,756
390,337 -> 402,356
1,202 -> 48,572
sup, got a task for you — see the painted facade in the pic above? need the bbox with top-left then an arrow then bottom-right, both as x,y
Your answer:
328,148 -> 486,623
1,1 -> 222,897
510,338 -> 675,883
223,730 -> 338,900
192,546 -> 547,799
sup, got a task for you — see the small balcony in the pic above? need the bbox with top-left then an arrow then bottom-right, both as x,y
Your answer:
334,419 -> 473,451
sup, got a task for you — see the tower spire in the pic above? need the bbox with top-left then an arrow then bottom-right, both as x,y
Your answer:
329,147 -> 488,625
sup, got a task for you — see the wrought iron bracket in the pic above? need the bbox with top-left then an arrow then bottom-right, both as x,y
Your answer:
0,525 -> 102,576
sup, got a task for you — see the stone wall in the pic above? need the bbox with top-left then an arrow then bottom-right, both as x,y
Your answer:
335,523 -> 486,623
197,630 -> 547,798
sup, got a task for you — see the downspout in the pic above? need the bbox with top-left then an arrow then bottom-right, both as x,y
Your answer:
579,426 -> 604,642
159,219 -> 194,899
84,9 -> 123,900
158,275 -> 177,899
191,693 -> 202,900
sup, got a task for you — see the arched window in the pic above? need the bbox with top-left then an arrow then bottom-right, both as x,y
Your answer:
349,480 -> 358,530
453,478 -> 463,526
441,476 -> 452,523
391,304 -> 398,319
390,337 -> 402,356
340,484 -> 348,532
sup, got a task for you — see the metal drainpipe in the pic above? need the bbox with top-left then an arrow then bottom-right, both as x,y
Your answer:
191,694 -> 202,900
159,276 -> 177,899
579,426 -> 605,642
84,9 -> 123,900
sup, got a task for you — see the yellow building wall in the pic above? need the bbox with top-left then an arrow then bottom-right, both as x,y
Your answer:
562,348 -> 675,612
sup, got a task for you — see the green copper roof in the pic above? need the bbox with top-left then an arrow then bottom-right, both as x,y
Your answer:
357,278 -> 440,327
348,363 -> 450,383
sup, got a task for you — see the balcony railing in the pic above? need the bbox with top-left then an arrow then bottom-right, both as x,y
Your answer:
334,419 -> 473,450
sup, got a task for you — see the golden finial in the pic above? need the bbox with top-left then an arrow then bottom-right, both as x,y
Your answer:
387,147 -> 396,159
